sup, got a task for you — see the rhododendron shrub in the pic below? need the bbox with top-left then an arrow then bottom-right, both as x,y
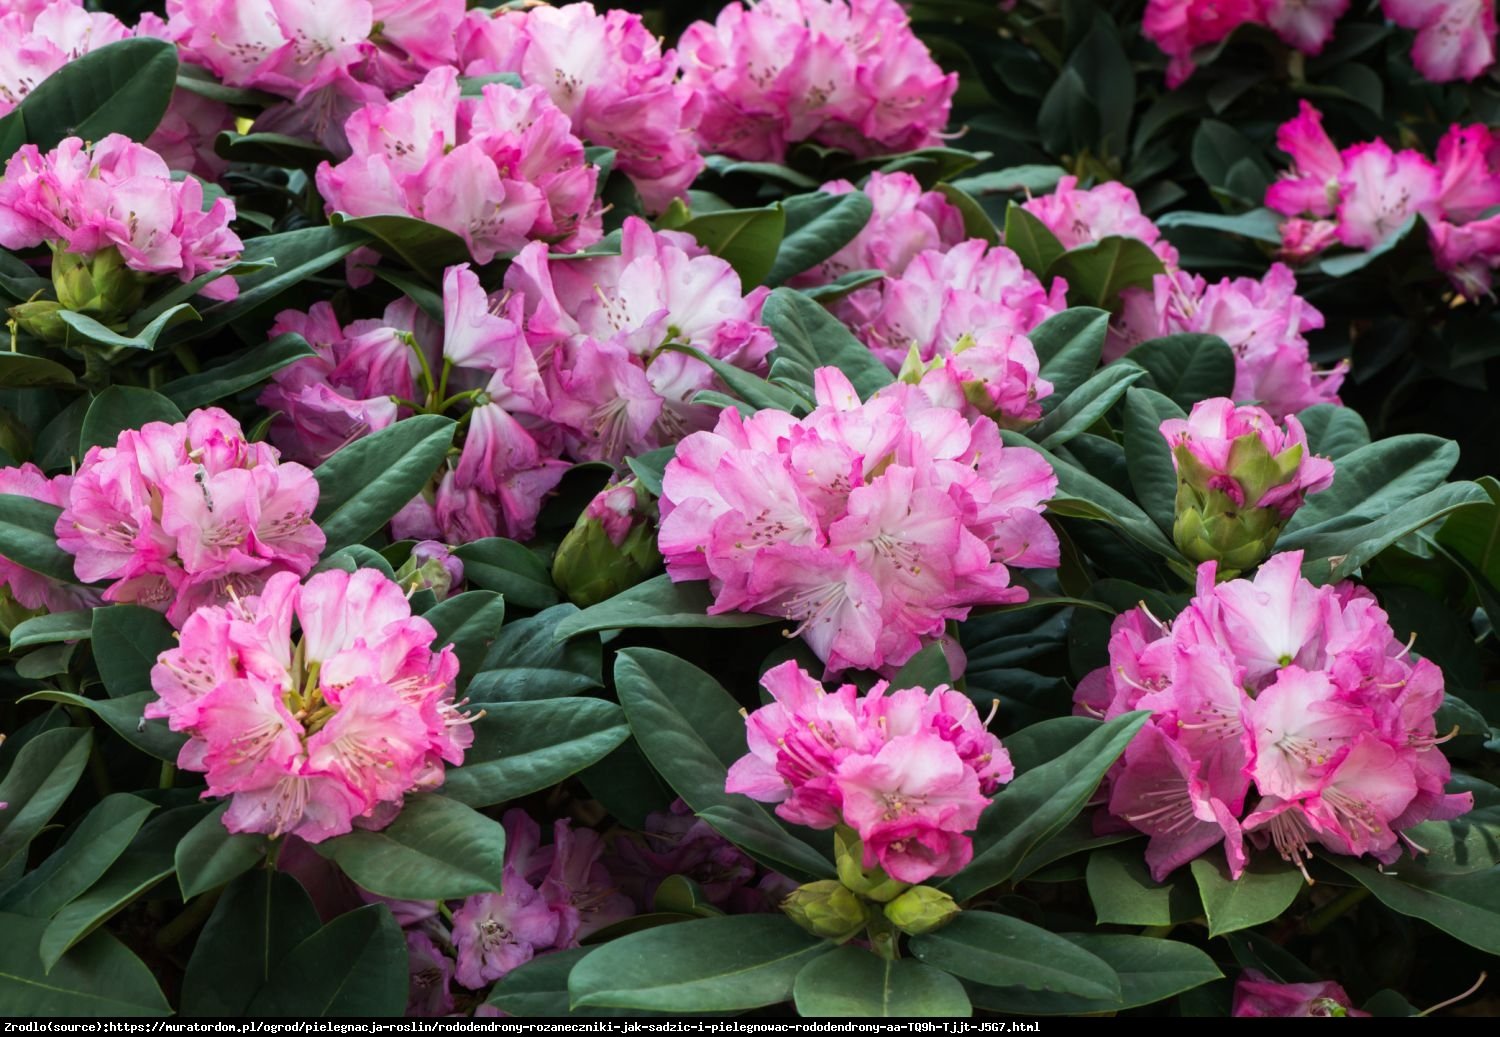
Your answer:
0,0 -> 1497,1021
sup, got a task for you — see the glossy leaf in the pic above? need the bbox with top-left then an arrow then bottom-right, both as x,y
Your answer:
910,911 -> 1120,999
313,415 -> 455,553
315,794 -> 507,900
793,949 -> 971,1017
443,698 -> 630,807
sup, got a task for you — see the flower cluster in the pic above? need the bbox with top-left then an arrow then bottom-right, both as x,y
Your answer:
1267,101 -> 1500,299
1232,971 -> 1370,1018
457,2 -> 702,213
502,215 -> 773,464
658,367 -> 1059,673
1161,398 -> 1335,570
55,408 -> 323,628
0,134 -> 243,318
1143,0 -> 1349,87
147,568 -> 471,843
677,0 -> 955,162
316,66 -> 601,267
449,810 -> 633,995
727,660 -> 1013,883
0,464 -> 100,616
1076,551 -> 1472,882
1023,176 -> 1343,419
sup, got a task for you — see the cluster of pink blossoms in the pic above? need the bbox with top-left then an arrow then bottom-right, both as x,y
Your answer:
316,66 -> 601,268
264,218 -> 772,542
794,173 -> 1063,427
148,568 -> 470,843
456,2 -> 703,214
0,464 -> 100,615
727,661 -> 1013,883
1023,175 -> 1343,419
0,134 -> 242,300
56,408 -> 323,628
1268,101 -> 1500,299
163,0 -> 467,154
677,0 -> 956,163
658,368 -> 1059,674
1075,551 -> 1472,883
1143,0 -> 1497,86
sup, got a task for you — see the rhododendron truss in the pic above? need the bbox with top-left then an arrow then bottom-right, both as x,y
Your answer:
0,133 -> 242,338
726,661 -> 1013,884
316,66 -> 601,270
678,0 -> 955,162
55,407 -> 323,628
147,567 -> 473,842
1075,551 -> 1472,883
658,367 -> 1059,674
457,2 -> 702,214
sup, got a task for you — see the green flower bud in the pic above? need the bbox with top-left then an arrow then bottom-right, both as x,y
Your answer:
781,880 -> 869,942
882,885 -> 960,935
50,247 -> 145,331
7,300 -> 67,343
552,479 -> 661,608
833,825 -> 908,903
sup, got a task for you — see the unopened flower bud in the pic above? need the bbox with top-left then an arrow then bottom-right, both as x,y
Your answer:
882,885 -> 960,934
51,247 -> 144,329
1160,398 -> 1334,578
396,541 -> 464,601
833,825 -> 908,903
552,478 -> 661,608
781,880 -> 868,942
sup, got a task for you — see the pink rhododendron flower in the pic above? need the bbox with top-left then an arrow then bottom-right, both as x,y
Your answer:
726,660 -> 1012,883
1334,141 -> 1442,251
1381,0 -> 1497,83
608,798 -> 776,913
1263,0 -> 1349,53
1076,551 -> 1472,882
503,216 -> 773,463
1233,970 -> 1371,1017
147,568 -> 470,842
1142,0 -> 1262,87
457,2 -> 702,213
1266,101 -> 1344,221
0,134 -> 242,300
316,66 -> 601,264
677,0 -> 956,162
406,931 -> 455,1017
1161,397 -> 1335,517
0,464 -> 102,614
792,172 -> 967,285
659,367 -> 1058,673
55,408 -> 323,627
0,0 -> 129,113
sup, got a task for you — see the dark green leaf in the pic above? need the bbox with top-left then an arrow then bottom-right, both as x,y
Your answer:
452,537 -> 559,610
1031,307 -> 1109,403
0,913 -> 169,1016
80,387 -> 183,455
0,353 -> 77,389
215,132 -> 331,169
20,690 -> 184,761
465,603 -> 601,702
1047,237 -> 1166,310
1120,334 -> 1235,409
175,802 -> 266,900
10,609 -> 91,651
766,192 -> 873,286
554,574 -> 779,639
91,605 -> 176,698
0,793 -> 155,918
193,226 -> 366,339
313,415 -> 456,553
58,305 -> 199,352
1086,843 -> 1201,925
0,38 -> 177,150
1122,387 -> 1185,535
246,905 -> 406,1016
181,870 -> 320,1017
1003,203 -> 1066,277
425,590 -> 505,685
942,712 -> 1150,900
315,795 -> 507,900
0,727 -> 91,873
763,287 -> 893,403
161,333 -> 316,410
679,205 -> 786,287
569,915 -> 830,1012
794,949 -> 970,1017
1325,857 -> 1500,955
614,648 -> 834,880
1033,364 -> 1144,448
443,698 -> 629,807
1190,856 -> 1305,938
333,213 -> 471,282
935,184 -> 998,246
910,911 -> 1120,999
